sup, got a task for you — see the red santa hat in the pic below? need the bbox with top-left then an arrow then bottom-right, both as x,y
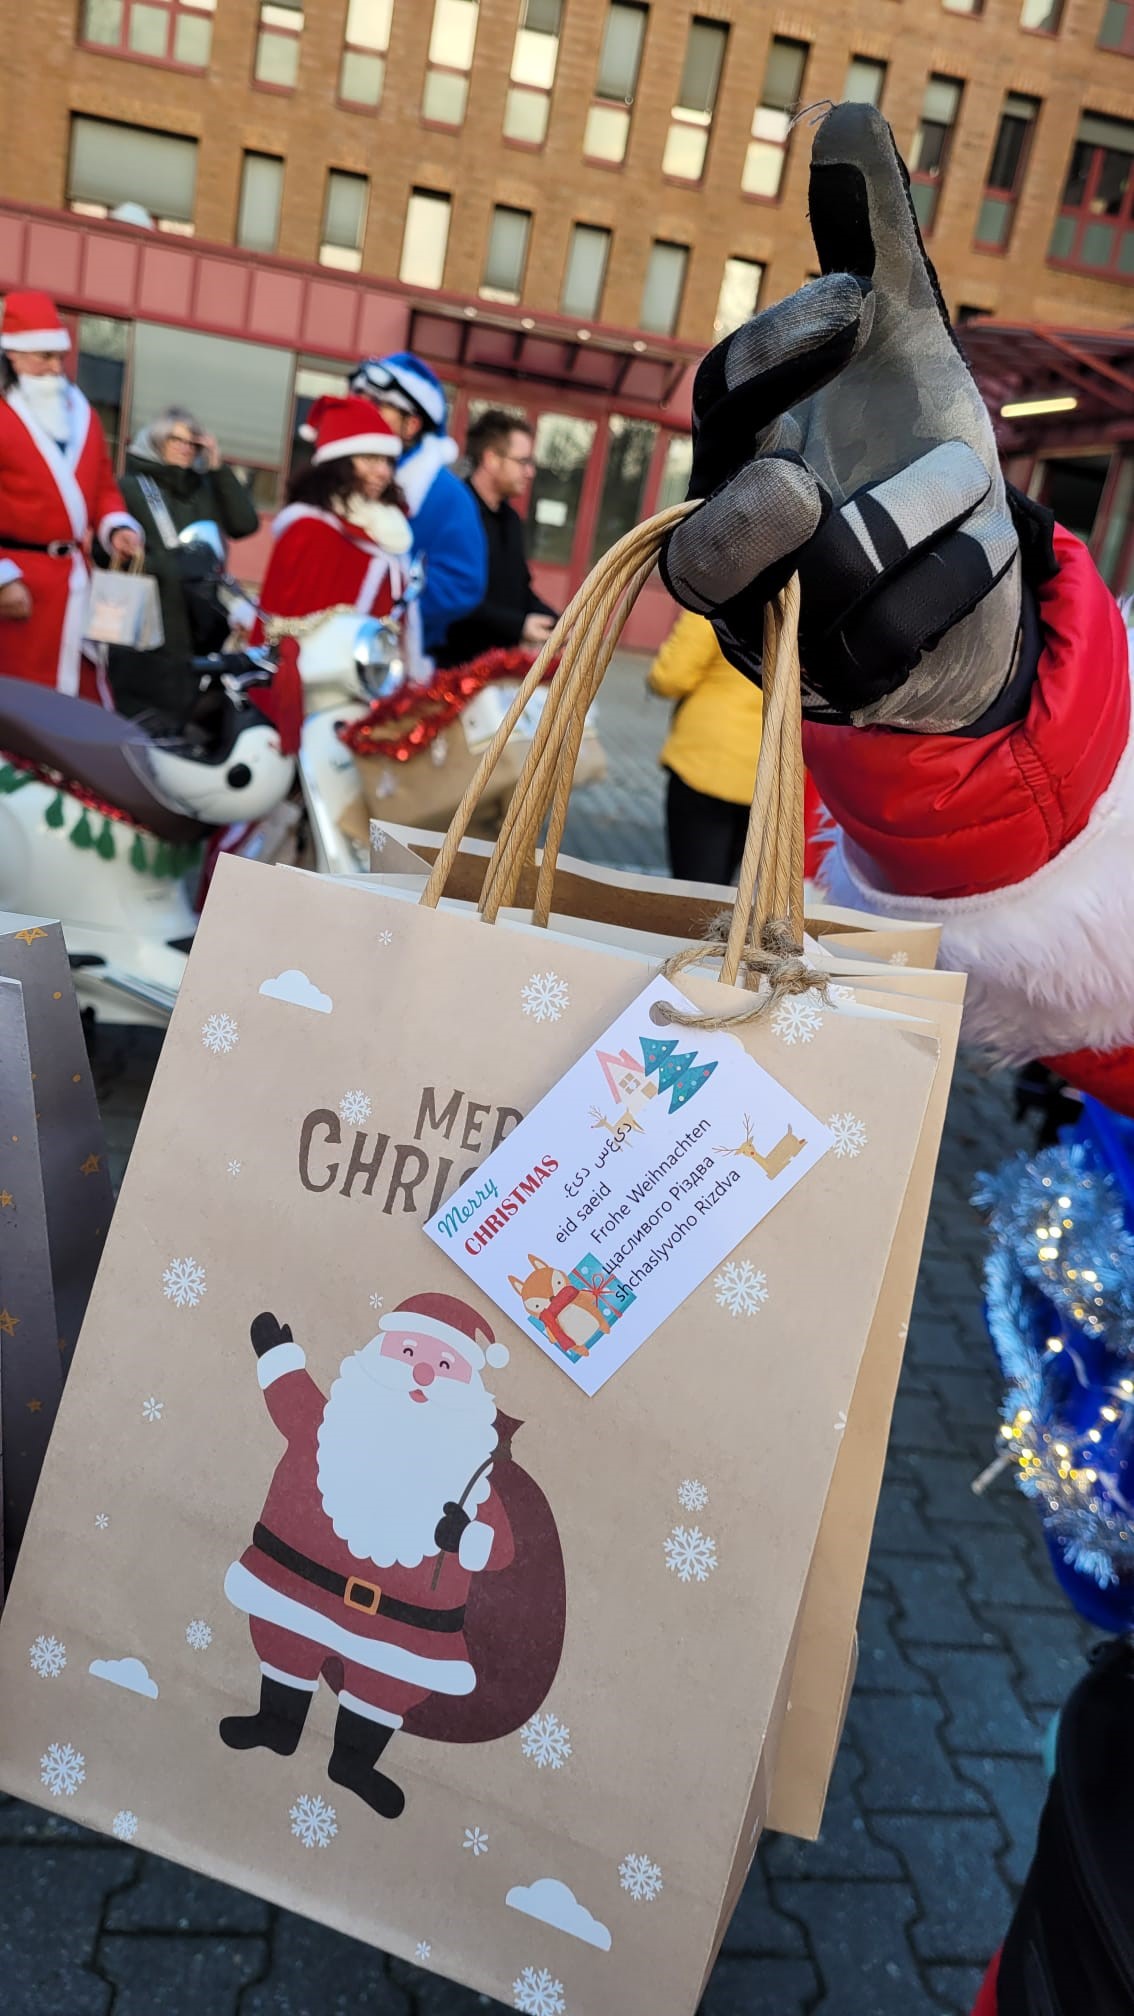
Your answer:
299,394 -> 402,464
378,1292 -> 510,1373
1,290 -> 71,354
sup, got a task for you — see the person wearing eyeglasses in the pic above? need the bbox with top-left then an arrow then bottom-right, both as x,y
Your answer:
107,404 -> 260,727
434,408 -> 557,668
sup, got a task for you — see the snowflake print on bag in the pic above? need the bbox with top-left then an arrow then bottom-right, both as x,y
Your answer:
201,1012 -> 239,1056
520,1711 -> 572,1770
678,1479 -> 708,1513
94,1513 -> 109,1530
378,930 -> 393,946
162,1257 -> 206,1309
339,1090 -> 372,1127
142,1397 -> 164,1422
185,1621 -> 213,1652
227,1160 -> 242,1178
463,1826 -> 489,1855
369,1292 -> 384,1311
664,1525 -> 718,1584
111,1809 -> 138,1841
289,1793 -> 338,1848
619,1852 -> 664,1902
770,995 -> 824,1046
29,1635 -> 67,1679
827,1112 -> 868,1160
415,1943 -> 432,1963
40,1742 -> 85,1798
513,1965 -> 566,2016
521,972 -> 570,1024
888,950 -> 910,966
714,1260 -> 768,1317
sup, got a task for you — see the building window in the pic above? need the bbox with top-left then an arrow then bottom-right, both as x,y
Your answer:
1049,112 -> 1134,278
843,56 -> 886,106
942,0 -> 982,12
591,415 -> 658,562
975,93 -> 1038,249
713,257 -> 763,337
909,75 -> 963,233
1100,0 -> 1134,52
743,37 -> 808,200
290,356 -> 351,477
656,432 -> 692,512
401,189 -> 451,289
254,1 -> 303,89
529,414 -> 597,565
67,116 -> 197,233
480,205 -> 532,302
422,0 -> 479,127
640,240 -> 688,336
560,223 -> 611,319
76,316 -> 130,468
505,0 -> 563,147
319,170 -> 368,271
80,0 -> 216,65
130,322 -> 293,507
235,152 -> 284,253
1020,0 -> 1063,28
955,303 -> 988,323
663,18 -> 728,183
339,0 -> 393,106
584,2 -> 648,165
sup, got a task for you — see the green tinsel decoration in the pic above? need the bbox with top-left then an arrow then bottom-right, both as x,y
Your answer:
153,841 -> 173,877
130,832 -> 149,873
44,793 -> 65,829
0,764 -> 34,794
96,818 -> 116,861
70,810 -> 94,850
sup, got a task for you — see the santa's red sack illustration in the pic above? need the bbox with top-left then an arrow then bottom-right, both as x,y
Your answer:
221,1291 -> 566,1820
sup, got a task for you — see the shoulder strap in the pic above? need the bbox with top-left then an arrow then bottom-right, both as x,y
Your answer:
136,476 -> 180,550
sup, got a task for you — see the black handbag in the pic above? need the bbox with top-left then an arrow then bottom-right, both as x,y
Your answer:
996,1637 -> 1134,2014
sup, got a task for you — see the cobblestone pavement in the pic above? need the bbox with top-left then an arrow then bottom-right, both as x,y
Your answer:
1,659 -> 1093,2014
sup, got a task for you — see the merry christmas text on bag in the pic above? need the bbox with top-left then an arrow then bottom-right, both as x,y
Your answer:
0,542 -> 946,2016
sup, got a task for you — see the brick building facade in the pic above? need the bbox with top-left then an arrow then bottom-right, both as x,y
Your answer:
0,0 -> 1131,625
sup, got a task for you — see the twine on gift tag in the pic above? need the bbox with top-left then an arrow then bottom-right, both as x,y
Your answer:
657,915 -> 829,1032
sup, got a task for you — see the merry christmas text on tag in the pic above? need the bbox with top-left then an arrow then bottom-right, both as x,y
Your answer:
425,974 -> 833,1395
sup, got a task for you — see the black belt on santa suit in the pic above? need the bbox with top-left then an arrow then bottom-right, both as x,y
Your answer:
251,1522 -> 467,1632
0,534 -> 78,557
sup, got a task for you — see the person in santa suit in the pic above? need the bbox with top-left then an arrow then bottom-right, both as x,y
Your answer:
253,393 -> 414,649
659,102 -> 1134,1121
221,1294 -> 520,1821
0,290 -> 141,697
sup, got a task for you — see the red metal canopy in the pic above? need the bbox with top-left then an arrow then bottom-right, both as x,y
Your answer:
960,319 -> 1134,455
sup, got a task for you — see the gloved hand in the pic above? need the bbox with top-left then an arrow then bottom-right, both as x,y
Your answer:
434,1501 -> 471,1554
659,103 -> 1024,732
250,1312 -> 293,1358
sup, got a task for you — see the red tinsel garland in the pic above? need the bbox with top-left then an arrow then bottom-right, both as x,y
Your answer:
337,646 -> 559,765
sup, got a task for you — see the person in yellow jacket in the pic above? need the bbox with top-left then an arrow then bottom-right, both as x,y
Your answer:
648,608 -> 764,884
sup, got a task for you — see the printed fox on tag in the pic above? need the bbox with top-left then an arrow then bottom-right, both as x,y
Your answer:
508,1256 -> 613,1359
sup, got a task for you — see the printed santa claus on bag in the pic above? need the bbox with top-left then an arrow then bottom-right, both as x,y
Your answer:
0,291 -> 141,697
222,1292 -> 565,1821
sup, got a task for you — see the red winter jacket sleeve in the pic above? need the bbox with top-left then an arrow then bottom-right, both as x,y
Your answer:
812,528 -> 1134,1104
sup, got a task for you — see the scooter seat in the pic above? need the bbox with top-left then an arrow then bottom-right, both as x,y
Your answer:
0,678 -> 213,845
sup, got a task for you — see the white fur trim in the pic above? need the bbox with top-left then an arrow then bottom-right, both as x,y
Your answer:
2,328 -> 70,352
338,1691 -> 403,1729
458,1519 -> 493,1572
312,431 -> 402,464
485,1341 -> 510,1370
819,643 -> 1134,1061
259,1661 -> 320,1692
223,1561 -> 477,1693
0,558 -> 23,589
396,433 -> 459,518
257,1340 -> 306,1388
98,511 -> 142,548
377,1307 -> 496,1369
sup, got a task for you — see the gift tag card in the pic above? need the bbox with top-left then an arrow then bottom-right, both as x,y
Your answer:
425,974 -> 833,1394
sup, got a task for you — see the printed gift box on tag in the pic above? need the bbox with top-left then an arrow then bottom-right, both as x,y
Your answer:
0,571 -> 955,2014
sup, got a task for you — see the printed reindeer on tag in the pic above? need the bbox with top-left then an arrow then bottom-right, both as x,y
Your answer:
509,1256 -> 614,1360
717,1114 -> 807,1179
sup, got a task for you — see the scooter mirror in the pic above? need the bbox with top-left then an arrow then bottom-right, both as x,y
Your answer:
353,617 -> 407,701
402,558 -> 426,606
179,520 -> 227,564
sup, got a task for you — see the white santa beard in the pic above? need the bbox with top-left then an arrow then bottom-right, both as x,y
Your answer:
315,1348 -> 499,1571
16,373 -> 71,444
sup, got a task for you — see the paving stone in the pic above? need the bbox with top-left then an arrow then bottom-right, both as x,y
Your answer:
883,1556 -> 1002,1651
856,1594 -> 934,1696
889,1389 -> 952,1454
848,1694 -> 988,1815
99,1934 -> 265,2014
912,1647 -> 1043,1757
869,1816 -> 1013,1963
762,1742 -> 905,1883
700,1955 -> 819,2014
927,1964 -> 991,2014
1003,1607 -> 1095,1710
957,1755 -> 1047,1885
0,1793 -> 103,1844
243,1918 -> 412,2014
905,1316 -> 973,1370
389,1956 -> 499,2014
0,1844 -> 121,2015
911,1453 -> 1021,1531
774,1880 -> 942,2016
951,1526 -> 1073,1615
870,1479 -> 954,1559
722,1857 -> 807,1955
922,1369 -> 1003,1432
104,1858 -> 271,1933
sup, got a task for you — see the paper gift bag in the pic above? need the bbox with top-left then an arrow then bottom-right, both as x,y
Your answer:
0,915 -> 113,1583
83,558 -> 164,650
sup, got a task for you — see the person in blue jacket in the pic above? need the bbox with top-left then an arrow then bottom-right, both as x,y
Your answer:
351,353 -> 487,660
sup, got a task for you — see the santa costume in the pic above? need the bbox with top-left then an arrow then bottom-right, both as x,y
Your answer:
0,290 -> 139,699
222,1294 -> 518,1820
253,394 -> 413,643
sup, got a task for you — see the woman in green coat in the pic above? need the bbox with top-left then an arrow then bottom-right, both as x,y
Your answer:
107,406 -> 259,729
